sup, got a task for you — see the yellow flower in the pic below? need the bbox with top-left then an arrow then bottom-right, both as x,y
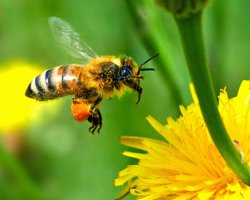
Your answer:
0,61 -> 62,133
115,80 -> 250,199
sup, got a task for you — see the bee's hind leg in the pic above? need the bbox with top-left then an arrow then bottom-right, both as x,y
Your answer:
88,108 -> 102,134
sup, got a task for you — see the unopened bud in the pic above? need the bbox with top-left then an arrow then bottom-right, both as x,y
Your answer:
156,0 -> 209,18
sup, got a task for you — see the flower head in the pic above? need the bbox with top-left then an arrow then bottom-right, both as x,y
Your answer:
115,80 -> 250,199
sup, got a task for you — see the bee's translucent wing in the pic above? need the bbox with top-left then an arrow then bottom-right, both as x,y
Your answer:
48,16 -> 98,61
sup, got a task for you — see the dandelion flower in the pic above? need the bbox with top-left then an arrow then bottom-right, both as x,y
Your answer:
115,80 -> 250,199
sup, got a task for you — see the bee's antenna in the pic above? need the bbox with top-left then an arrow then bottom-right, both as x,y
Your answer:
137,53 -> 159,75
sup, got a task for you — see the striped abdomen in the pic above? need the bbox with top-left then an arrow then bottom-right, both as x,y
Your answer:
25,65 -> 84,101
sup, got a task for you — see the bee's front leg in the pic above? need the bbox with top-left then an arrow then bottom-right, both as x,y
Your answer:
123,79 -> 142,104
135,87 -> 142,105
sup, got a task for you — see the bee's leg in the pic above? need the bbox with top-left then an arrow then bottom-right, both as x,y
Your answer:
123,80 -> 142,104
88,108 -> 102,134
135,87 -> 142,105
88,97 -> 103,134
125,85 -> 142,104
95,109 -> 102,133
128,83 -> 142,104
89,96 -> 102,113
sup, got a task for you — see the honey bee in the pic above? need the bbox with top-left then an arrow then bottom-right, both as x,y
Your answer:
25,17 -> 159,133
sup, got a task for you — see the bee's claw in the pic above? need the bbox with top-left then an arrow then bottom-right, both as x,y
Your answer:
89,125 -> 97,134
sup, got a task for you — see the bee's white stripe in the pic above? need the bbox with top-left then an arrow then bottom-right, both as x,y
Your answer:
31,78 -> 38,94
51,66 -> 62,88
39,71 -> 48,92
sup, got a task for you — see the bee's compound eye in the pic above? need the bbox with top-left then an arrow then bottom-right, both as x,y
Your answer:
120,67 -> 131,78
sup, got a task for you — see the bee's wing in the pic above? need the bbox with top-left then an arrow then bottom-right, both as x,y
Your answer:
48,16 -> 98,61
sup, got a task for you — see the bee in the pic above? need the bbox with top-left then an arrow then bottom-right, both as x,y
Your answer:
25,17 -> 159,134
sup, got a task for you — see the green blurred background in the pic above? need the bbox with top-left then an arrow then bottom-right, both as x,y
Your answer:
1,0 -> 250,199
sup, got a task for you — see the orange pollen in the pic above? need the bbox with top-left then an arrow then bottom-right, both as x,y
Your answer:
71,99 -> 91,122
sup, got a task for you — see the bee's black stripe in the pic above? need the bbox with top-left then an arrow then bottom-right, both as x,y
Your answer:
45,69 -> 55,91
62,65 -> 69,90
25,83 -> 33,97
35,75 -> 44,93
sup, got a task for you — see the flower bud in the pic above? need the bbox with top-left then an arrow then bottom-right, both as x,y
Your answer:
156,0 -> 209,18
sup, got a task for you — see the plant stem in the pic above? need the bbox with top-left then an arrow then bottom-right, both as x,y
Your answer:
0,142 -> 44,199
175,12 -> 250,185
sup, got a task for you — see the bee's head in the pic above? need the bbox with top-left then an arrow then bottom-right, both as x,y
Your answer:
118,53 -> 159,104
119,58 -> 138,80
